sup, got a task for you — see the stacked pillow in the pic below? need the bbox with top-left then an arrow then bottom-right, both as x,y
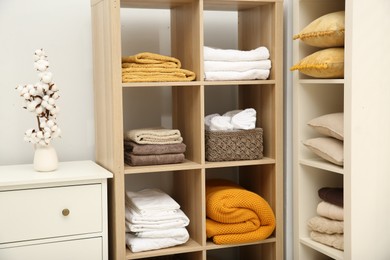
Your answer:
291,11 -> 345,78
303,112 -> 344,166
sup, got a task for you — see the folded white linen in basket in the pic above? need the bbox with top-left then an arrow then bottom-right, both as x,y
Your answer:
132,227 -> 189,239
125,127 -> 183,144
205,113 -> 221,131
204,69 -> 270,81
204,46 -> 270,61
126,230 -> 189,253
125,188 -> 180,215
231,108 -> 257,130
204,60 -> 271,72
317,201 -> 344,221
125,206 -> 190,226
209,116 -> 234,131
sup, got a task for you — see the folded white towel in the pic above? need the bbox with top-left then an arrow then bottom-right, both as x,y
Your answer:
204,46 -> 270,61
132,227 -> 189,239
204,69 -> 270,81
231,108 -> 257,130
126,231 -> 189,253
125,206 -> 190,226
209,116 -> 234,131
222,109 -> 242,118
204,113 -> 220,131
204,60 -> 271,72
125,188 -> 180,215
125,127 -> 183,144
317,201 -> 344,221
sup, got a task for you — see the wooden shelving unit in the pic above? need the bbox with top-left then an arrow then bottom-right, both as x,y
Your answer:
90,0 -> 283,259
293,0 -> 390,259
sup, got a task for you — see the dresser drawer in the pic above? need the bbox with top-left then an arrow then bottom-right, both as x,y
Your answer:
0,237 -> 102,260
0,184 -> 102,244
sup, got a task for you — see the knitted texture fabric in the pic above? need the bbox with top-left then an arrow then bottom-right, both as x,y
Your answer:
206,179 -> 275,244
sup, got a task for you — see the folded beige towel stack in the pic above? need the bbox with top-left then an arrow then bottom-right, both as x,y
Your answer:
124,127 -> 186,166
122,52 -> 196,82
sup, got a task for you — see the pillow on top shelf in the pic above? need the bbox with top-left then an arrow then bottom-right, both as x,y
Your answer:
303,137 -> 343,166
294,11 -> 345,48
308,112 -> 344,140
290,48 -> 344,79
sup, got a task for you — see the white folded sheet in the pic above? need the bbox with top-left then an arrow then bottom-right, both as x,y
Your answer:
125,188 -> 180,215
204,60 -> 271,72
126,230 -> 189,253
204,46 -> 270,61
132,227 -> 189,239
204,69 -> 270,81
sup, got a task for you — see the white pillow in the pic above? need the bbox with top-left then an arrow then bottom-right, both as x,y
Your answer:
308,112 -> 343,140
304,137 -> 343,166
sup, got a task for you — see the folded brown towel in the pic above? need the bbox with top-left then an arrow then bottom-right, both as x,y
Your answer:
310,231 -> 344,251
124,152 -> 185,166
318,187 -> 343,207
124,141 -> 186,155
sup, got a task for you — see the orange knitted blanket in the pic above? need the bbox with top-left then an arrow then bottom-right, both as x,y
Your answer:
206,179 -> 276,244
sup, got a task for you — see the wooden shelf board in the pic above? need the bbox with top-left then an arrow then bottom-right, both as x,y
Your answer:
124,160 -> 202,174
204,80 -> 276,86
205,237 -> 276,250
122,79 -> 275,88
121,0 -> 194,9
205,157 -> 275,169
298,79 -> 344,85
300,237 -> 344,260
204,0 -> 281,11
299,158 -> 344,174
126,238 -> 202,259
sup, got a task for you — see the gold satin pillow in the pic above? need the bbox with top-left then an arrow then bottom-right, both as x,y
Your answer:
294,11 -> 345,48
290,48 -> 344,78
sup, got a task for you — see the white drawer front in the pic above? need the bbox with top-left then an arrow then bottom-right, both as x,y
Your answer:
0,184 -> 102,243
0,237 -> 102,260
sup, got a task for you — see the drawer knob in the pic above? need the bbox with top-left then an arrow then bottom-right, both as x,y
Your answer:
62,208 -> 70,216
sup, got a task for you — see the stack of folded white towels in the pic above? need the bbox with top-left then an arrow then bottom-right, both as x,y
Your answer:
203,46 -> 271,80
205,108 -> 257,131
125,188 -> 190,253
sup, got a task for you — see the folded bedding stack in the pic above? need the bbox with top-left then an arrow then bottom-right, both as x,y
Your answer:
206,179 -> 275,244
125,188 -> 190,253
308,187 -> 344,250
203,46 -> 271,80
122,52 -> 196,82
124,128 -> 186,166
205,108 -> 257,131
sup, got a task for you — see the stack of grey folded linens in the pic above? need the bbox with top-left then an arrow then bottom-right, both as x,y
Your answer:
124,128 -> 186,166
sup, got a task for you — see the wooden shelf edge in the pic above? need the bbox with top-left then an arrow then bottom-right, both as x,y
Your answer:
205,157 -> 276,169
126,239 -> 202,259
298,79 -> 344,85
124,160 -> 202,174
122,80 -> 276,88
205,237 -> 276,250
300,237 -> 344,260
299,158 -> 344,175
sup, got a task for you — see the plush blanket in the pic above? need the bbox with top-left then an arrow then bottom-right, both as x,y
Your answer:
307,216 -> 343,234
122,52 -> 182,68
310,231 -> 344,251
206,179 -> 275,244
122,67 -> 196,82
124,152 -> 185,166
125,128 -> 183,145
317,201 -> 344,221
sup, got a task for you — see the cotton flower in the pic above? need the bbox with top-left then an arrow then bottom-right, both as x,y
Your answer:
16,49 -> 61,146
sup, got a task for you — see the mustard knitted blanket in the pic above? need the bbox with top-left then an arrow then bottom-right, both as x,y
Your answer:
122,52 -> 196,82
206,179 -> 276,244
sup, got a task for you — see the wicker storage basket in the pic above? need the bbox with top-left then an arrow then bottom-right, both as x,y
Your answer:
205,128 -> 263,162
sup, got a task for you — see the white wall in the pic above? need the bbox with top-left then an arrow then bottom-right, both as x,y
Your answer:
0,0 -> 95,165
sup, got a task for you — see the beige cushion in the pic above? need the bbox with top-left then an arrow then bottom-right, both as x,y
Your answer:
290,48 -> 344,78
303,137 -> 343,166
308,113 -> 344,140
294,11 -> 345,48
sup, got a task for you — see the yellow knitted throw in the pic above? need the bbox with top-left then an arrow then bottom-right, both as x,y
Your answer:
121,52 -> 196,82
206,179 -> 276,244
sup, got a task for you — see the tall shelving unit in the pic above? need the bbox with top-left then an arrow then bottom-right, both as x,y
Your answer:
293,0 -> 390,259
90,0 -> 283,259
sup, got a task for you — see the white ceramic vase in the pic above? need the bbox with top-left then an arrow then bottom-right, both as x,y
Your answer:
33,144 -> 58,172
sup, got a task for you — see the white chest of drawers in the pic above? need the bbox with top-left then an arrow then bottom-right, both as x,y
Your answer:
0,160 -> 112,260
